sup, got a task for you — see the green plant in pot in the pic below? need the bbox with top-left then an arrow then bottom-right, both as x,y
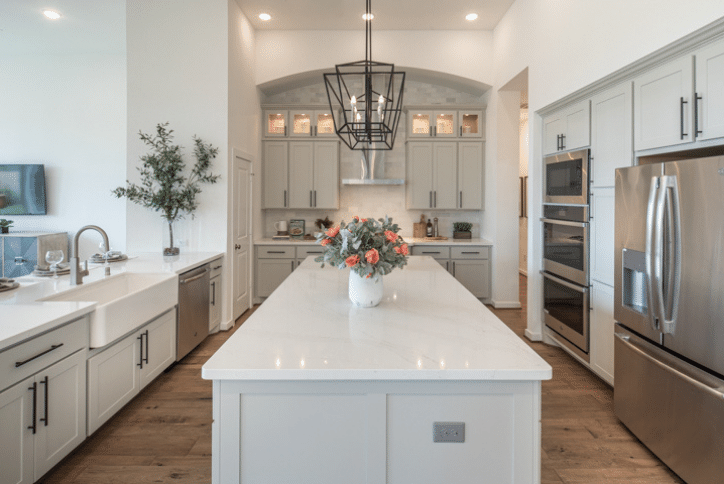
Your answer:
0,219 -> 13,234
113,123 -> 220,255
453,222 -> 472,239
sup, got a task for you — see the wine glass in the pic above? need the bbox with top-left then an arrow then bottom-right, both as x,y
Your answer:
45,250 -> 64,279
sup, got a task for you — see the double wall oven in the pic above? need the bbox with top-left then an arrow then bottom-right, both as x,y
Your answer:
542,149 -> 591,361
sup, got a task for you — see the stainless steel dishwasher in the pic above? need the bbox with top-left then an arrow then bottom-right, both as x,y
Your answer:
177,263 -> 210,361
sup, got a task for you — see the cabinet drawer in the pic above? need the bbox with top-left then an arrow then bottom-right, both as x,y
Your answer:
210,258 -> 223,278
257,246 -> 295,259
0,316 -> 88,392
411,246 -> 450,260
451,246 -> 489,259
296,247 -> 325,259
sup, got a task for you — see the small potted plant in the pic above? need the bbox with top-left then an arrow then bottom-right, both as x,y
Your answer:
0,219 -> 13,234
453,222 -> 472,239
113,123 -> 220,255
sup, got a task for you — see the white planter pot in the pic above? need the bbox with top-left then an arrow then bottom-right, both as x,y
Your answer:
348,271 -> 384,307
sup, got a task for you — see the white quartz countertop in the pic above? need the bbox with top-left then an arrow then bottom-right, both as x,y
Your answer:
202,256 -> 550,381
255,237 -> 493,246
0,251 -> 223,351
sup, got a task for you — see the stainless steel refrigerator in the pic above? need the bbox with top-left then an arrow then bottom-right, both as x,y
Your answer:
614,155 -> 724,483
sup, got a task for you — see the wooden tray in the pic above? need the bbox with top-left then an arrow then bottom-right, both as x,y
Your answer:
423,236 -> 448,241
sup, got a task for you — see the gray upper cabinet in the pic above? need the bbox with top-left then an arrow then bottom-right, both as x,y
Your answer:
263,141 -> 289,209
694,37 -> 724,142
406,142 -> 457,210
542,100 -> 590,155
457,142 -> 484,209
590,82 -> 633,188
633,55 -> 694,151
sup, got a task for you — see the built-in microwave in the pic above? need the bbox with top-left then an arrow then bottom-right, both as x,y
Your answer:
544,149 -> 590,205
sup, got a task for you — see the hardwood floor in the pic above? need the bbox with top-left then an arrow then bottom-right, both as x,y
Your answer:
39,279 -> 684,484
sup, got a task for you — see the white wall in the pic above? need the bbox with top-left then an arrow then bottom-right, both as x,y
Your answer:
228,0 -> 262,325
0,53 -> 127,257
126,0 -> 229,254
493,0 -> 724,338
255,30 -> 494,87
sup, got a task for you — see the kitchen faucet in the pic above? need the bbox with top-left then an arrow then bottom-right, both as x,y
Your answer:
70,225 -> 111,285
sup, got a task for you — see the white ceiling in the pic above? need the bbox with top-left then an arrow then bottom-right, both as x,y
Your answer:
239,0 -> 516,31
0,0 -> 125,54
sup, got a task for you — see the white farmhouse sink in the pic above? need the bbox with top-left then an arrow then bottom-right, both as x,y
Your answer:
42,272 -> 178,348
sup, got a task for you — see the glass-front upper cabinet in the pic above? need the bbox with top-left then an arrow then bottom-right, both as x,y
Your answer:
459,111 -> 484,138
264,110 -> 288,137
408,110 -> 458,138
289,110 -> 337,137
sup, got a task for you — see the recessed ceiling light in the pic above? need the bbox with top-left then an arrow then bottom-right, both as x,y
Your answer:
43,10 -> 61,20
465,13 -> 478,21
362,13 -> 374,21
259,13 -> 271,21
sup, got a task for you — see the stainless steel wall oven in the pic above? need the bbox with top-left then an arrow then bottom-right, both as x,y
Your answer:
542,204 -> 590,360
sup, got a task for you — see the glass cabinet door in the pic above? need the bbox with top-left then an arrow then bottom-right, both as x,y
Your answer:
290,111 -> 312,136
314,110 -> 337,137
434,111 -> 457,137
459,111 -> 484,138
265,110 -> 288,137
409,111 -> 433,137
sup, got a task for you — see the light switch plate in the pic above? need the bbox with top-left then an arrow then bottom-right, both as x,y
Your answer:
433,422 -> 465,443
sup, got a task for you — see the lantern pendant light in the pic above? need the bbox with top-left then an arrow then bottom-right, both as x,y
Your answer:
323,0 -> 405,150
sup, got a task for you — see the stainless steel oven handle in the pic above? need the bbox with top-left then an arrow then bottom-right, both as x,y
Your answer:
540,270 -> 588,293
615,332 -> 724,400
540,217 -> 588,228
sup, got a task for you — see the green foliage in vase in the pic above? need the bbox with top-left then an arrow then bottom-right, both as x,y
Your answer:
315,216 -> 334,230
453,222 -> 472,232
112,123 -> 220,249
0,219 -> 13,228
315,216 -> 409,278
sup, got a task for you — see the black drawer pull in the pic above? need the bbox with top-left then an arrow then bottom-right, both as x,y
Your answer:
421,251 -> 440,254
461,252 -> 480,254
266,251 -> 287,254
213,265 -> 222,270
15,343 -> 64,368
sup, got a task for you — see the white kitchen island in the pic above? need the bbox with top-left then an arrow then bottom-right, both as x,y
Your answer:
202,256 -> 551,484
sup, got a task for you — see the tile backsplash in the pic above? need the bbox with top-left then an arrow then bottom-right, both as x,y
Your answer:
262,80 -> 487,240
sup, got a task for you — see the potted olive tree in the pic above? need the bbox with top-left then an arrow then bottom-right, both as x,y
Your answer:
113,123 -> 220,255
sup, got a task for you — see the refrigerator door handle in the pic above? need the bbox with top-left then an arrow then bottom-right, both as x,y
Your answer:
645,176 -> 661,330
615,332 -> 724,400
659,175 -> 682,334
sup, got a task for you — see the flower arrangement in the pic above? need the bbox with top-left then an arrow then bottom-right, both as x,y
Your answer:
315,216 -> 409,278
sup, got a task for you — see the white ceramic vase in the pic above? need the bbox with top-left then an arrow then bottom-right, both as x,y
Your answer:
348,270 -> 384,307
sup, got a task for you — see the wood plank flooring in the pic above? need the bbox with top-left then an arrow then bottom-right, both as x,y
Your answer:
38,277 -> 684,484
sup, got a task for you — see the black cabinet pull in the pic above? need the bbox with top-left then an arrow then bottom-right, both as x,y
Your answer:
266,251 -> 287,254
556,134 -> 561,151
459,191 -> 463,208
314,190 -> 317,207
144,330 -> 149,365
39,376 -> 49,427
28,382 -> 37,434
695,93 -> 703,137
310,190 -> 313,207
291,260 -> 294,271
560,134 -> 566,150
461,251 -> 480,254
211,281 -> 216,306
429,191 -> 432,208
15,343 -> 64,368
421,251 -> 440,254
137,333 -> 144,369
434,191 -> 437,208
680,97 -> 688,139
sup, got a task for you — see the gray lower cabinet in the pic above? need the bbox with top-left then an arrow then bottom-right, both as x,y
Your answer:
86,309 -> 176,435
0,232 -> 67,278
209,259 -> 223,332
0,317 -> 88,484
410,245 -> 491,299
254,245 -> 331,299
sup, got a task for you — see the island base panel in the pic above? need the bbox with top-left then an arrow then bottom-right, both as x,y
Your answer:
211,379 -> 542,484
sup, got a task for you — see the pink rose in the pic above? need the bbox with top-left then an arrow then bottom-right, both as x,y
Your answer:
320,238 -> 331,246
365,248 -> 379,264
360,218 -> 368,222
400,243 -> 409,255
394,246 -> 401,254
384,230 -> 398,242
326,226 -> 340,237
345,255 -> 360,267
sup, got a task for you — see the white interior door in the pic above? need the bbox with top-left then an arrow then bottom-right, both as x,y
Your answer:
233,153 -> 252,320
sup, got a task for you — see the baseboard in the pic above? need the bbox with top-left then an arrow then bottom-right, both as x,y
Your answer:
492,300 -> 522,309
525,329 -> 542,341
220,319 -> 235,331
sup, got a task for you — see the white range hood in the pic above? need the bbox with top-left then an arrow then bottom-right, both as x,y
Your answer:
341,146 -> 404,185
